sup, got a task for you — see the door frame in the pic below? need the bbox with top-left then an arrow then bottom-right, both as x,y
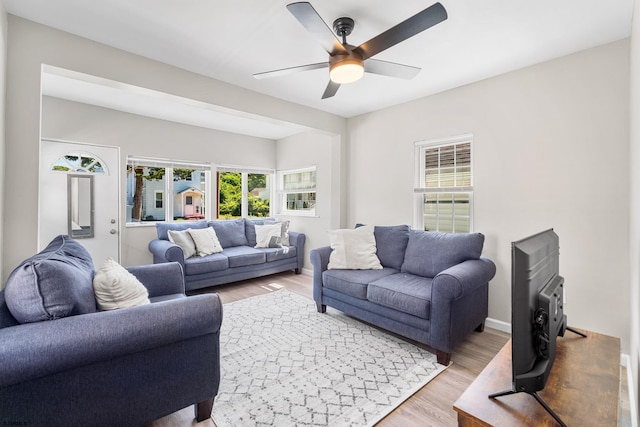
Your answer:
38,138 -> 121,262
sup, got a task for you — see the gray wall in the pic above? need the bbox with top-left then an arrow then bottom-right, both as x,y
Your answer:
347,40 -> 631,352
4,15 -> 347,279
41,97 -> 276,267
629,0 -> 640,415
0,5 -> 6,281
3,10 -> 637,386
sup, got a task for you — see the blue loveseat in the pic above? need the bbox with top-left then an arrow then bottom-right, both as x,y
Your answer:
311,225 -> 496,365
0,235 -> 222,427
149,218 -> 305,291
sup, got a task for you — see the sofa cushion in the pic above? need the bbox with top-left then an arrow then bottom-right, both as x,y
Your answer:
322,268 -> 398,300
401,230 -> 484,278
328,225 -> 382,270
209,219 -> 248,248
184,253 -> 229,275
156,220 -> 208,240
167,229 -> 197,258
259,246 -> 297,263
222,246 -> 266,267
367,273 -> 432,319
93,258 -> 150,311
4,235 -> 96,323
188,227 -> 223,256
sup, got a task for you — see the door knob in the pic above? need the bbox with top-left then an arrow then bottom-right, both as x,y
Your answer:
110,229 -> 117,235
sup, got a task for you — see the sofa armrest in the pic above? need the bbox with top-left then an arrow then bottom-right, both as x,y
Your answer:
310,246 -> 332,303
431,257 -> 496,301
148,238 -> 185,267
127,262 -> 185,298
430,258 -> 496,352
0,294 -> 222,387
288,231 -> 306,270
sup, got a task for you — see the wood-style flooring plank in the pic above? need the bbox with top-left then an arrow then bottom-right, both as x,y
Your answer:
146,271 -> 509,427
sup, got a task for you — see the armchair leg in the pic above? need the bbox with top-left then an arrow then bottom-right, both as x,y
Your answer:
436,350 -> 451,366
475,320 -> 486,332
316,302 -> 326,313
195,398 -> 214,422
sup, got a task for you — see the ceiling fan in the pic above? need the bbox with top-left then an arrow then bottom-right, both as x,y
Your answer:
253,2 -> 448,99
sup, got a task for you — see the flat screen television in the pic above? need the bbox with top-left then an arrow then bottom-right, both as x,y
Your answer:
489,229 -> 585,427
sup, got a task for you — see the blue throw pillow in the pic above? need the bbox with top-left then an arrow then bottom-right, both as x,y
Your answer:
156,220 -> 208,240
5,235 -> 97,323
400,230 -> 484,278
209,219 -> 248,248
355,224 -> 410,269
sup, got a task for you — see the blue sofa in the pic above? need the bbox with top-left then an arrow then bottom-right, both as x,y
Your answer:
0,235 -> 222,427
149,218 -> 305,291
311,225 -> 496,365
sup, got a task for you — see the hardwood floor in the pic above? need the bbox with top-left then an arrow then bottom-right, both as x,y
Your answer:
145,271 -> 510,427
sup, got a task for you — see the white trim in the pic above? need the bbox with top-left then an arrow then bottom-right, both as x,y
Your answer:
414,187 -> 474,193
621,353 -> 639,427
216,164 -> 275,174
486,317 -> 511,333
414,133 -> 474,147
127,155 -> 212,170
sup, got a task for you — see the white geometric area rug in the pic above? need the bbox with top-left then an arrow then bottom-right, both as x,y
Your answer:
212,288 -> 449,427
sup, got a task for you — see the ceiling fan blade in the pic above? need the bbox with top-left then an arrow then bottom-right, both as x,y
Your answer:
354,2 -> 447,60
287,2 -> 348,55
253,62 -> 328,79
321,80 -> 340,99
365,59 -> 420,80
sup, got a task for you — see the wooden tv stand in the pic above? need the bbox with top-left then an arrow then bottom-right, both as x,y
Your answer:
453,329 -> 620,426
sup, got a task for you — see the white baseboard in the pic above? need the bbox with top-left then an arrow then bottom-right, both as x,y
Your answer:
486,317 -> 511,333
621,353 -> 639,427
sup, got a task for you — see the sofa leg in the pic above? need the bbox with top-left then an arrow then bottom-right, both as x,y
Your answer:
436,350 -> 451,366
294,268 -> 301,274
475,320 -> 485,333
316,302 -> 326,313
195,398 -> 214,422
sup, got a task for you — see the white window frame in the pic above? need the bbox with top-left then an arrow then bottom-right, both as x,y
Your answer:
215,165 -> 274,218
154,191 -> 163,209
126,156 -> 212,225
413,134 -> 473,233
278,166 -> 317,216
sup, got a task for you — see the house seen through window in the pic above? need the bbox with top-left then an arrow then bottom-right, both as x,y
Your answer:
126,157 -> 211,223
414,135 -> 473,233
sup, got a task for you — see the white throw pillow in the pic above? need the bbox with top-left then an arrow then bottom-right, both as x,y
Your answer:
93,258 -> 150,311
328,225 -> 382,270
188,227 -> 223,256
167,229 -> 197,259
255,223 -> 283,248
265,220 -> 290,246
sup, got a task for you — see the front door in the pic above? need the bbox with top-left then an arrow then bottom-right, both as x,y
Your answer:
39,140 -> 120,268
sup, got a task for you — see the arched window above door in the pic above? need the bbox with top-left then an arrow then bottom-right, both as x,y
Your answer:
51,153 -> 107,174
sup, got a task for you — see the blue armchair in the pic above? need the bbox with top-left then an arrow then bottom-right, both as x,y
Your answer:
0,236 -> 222,427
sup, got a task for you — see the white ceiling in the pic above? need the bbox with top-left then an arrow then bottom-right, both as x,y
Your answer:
3,0 -> 634,128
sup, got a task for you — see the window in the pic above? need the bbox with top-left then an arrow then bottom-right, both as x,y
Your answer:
279,167 -> 316,215
216,167 -> 272,219
414,135 -> 472,233
126,157 -> 211,224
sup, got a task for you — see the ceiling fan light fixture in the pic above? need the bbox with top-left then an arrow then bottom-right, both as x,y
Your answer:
329,58 -> 364,84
